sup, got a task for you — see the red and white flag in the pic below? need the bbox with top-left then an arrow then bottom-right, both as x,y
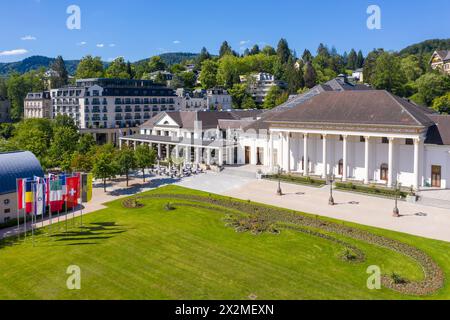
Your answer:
66,176 -> 80,209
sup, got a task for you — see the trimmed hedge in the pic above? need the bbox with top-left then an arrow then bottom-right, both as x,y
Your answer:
264,174 -> 326,187
335,182 -> 408,199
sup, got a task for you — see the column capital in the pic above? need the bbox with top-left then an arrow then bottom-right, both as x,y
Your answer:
303,133 -> 309,138
388,137 -> 395,142
414,138 -> 422,145
364,136 -> 371,140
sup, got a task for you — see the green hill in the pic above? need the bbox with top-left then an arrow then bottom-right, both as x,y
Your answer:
0,56 -> 80,76
0,52 -> 199,77
399,38 -> 450,56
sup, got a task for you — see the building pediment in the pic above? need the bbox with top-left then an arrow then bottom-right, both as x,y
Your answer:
155,114 -> 180,128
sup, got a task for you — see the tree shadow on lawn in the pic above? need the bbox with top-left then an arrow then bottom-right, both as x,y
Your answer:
107,178 -> 181,197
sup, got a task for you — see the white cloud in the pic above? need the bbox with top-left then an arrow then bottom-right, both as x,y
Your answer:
77,41 -> 87,46
109,43 -> 116,47
96,44 -> 105,48
0,49 -> 29,56
239,40 -> 250,46
173,40 -> 181,44
21,35 -> 37,41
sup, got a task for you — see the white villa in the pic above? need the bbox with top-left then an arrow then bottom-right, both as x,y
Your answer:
120,77 -> 450,190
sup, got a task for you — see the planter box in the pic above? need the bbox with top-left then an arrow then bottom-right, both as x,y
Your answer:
210,165 -> 223,173
406,194 -> 418,203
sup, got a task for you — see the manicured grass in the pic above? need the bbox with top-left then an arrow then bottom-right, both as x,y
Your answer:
0,185 -> 448,300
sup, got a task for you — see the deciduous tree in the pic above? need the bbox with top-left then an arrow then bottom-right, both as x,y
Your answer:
135,144 -> 156,182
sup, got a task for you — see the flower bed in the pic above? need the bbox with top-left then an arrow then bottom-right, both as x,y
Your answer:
335,182 -> 408,199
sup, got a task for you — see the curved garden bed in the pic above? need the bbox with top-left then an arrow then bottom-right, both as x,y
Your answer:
123,193 -> 444,296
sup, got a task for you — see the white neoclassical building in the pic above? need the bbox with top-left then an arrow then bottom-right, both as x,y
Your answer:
119,109 -> 263,166
24,91 -> 52,119
241,90 -> 450,190
120,78 -> 450,190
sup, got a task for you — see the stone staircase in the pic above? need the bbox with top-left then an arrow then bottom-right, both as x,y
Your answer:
417,190 -> 450,210
221,166 -> 259,179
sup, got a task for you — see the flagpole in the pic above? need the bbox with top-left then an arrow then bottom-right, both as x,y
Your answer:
65,190 -> 68,233
16,179 -> 20,241
31,181 -> 35,247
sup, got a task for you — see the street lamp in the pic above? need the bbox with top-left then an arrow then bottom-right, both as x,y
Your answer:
276,165 -> 283,196
393,180 -> 402,217
328,174 -> 335,206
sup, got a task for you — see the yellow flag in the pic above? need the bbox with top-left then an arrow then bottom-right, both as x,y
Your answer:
86,173 -> 93,202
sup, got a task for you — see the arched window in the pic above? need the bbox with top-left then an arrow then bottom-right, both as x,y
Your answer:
380,163 -> 389,181
338,159 -> 344,176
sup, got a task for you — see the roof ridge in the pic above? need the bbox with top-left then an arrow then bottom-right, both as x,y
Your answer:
384,90 -> 427,126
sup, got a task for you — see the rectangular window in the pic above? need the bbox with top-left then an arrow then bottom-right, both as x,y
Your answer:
405,139 -> 414,145
360,136 -> 365,142
382,137 -> 389,144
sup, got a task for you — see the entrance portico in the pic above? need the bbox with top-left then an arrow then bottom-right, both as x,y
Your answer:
269,128 -> 424,190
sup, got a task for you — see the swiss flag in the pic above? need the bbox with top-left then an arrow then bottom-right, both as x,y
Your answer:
66,176 -> 80,209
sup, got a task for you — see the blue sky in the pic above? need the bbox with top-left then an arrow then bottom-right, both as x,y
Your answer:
0,0 -> 449,62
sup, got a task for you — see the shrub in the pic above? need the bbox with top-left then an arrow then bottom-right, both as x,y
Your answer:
264,174 -> 326,186
335,182 -> 408,198
164,202 -> 175,211
391,272 -> 408,284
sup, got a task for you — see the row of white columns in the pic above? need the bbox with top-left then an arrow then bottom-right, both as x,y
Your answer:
272,132 -> 422,190
120,139 -> 225,166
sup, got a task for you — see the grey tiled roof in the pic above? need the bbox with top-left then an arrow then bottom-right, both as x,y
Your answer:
425,115 -> 450,145
268,90 -> 434,127
140,110 -> 263,131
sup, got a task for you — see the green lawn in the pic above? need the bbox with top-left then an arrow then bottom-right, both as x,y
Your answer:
0,185 -> 449,300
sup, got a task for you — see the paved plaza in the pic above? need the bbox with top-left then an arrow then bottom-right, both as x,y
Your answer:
2,168 -> 450,243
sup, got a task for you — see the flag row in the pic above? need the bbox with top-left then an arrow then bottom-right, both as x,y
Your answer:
16,173 -> 93,215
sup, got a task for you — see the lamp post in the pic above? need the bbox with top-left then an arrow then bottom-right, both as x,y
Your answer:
328,174 -> 335,206
276,165 -> 283,196
393,180 -> 401,217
